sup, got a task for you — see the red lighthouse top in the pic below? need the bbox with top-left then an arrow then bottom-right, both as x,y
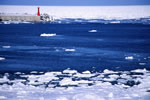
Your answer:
37,7 -> 40,16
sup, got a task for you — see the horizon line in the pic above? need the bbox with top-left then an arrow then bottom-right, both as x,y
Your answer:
0,4 -> 150,6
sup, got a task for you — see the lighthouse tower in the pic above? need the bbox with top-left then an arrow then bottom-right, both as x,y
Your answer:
37,7 -> 40,16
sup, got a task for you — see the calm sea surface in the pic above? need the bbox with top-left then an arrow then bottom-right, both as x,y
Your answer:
0,23 -> 150,73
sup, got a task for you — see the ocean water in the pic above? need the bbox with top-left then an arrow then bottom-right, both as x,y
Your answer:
0,23 -> 150,72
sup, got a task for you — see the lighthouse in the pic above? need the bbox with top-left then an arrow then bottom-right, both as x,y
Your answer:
37,7 -> 40,16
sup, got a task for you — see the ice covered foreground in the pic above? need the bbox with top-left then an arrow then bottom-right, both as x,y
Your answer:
0,69 -> 150,100
0,5 -> 150,20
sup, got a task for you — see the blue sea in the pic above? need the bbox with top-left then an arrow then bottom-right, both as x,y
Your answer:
0,22 -> 150,73
0,21 -> 150,100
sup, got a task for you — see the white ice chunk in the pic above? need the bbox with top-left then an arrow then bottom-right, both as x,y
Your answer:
59,78 -> 78,86
56,97 -> 68,100
40,33 -> 56,37
139,63 -> 146,66
2,46 -> 11,48
88,30 -> 97,32
131,69 -> 147,73
82,70 -> 91,74
73,93 -> 105,100
0,96 -> 7,99
0,57 -> 5,60
74,73 -> 95,78
103,69 -> 118,74
109,74 -> 119,79
110,21 -> 120,23
30,71 -> 38,74
63,69 -> 78,74
76,80 -> 93,84
65,49 -> 76,52
0,76 -> 9,83
14,72 -> 22,74
125,56 -> 133,60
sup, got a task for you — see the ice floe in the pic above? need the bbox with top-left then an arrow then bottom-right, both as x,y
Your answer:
0,69 -> 150,100
88,30 -> 97,32
40,33 -> 56,37
0,57 -> 5,60
2,46 -> 11,48
65,49 -> 76,52
125,56 -> 134,60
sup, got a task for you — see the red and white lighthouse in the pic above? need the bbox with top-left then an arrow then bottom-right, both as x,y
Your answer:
37,7 -> 40,16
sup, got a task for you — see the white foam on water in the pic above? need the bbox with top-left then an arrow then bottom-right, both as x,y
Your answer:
40,33 -> 56,37
0,57 -> 5,60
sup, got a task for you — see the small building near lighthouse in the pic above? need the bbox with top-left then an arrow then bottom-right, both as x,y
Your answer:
0,7 -> 41,22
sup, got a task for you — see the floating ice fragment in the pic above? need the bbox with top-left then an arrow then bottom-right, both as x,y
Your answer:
0,96 -> 7,99
63,69 -> 78,74
3,21 -> 10,24
74,73 -> 94,78
120,74 -> 131,79
88,30 -> 97,32
131,69 -> 147,73
82,70 -> 91,74
125,56 -> 133,60
30,71 -> 38,74
39,97 -> 45,100
2,46 -> 11,48
0,57 -> 5,60
76,80 -> 93,84
103,69 -> 117,74
0,76 -> 9,83
108,92 -> 114,98
56,97 -> 68,100
73,93 -> 105,100
40,33 -> 56,37
109,74 -> 119,79
59,78 -> 78,86
65,49 -> 76,52
103,77 -> 116,82
15,72 -> 22,74
139,63 -> 146,65
110,21 -> 120,23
